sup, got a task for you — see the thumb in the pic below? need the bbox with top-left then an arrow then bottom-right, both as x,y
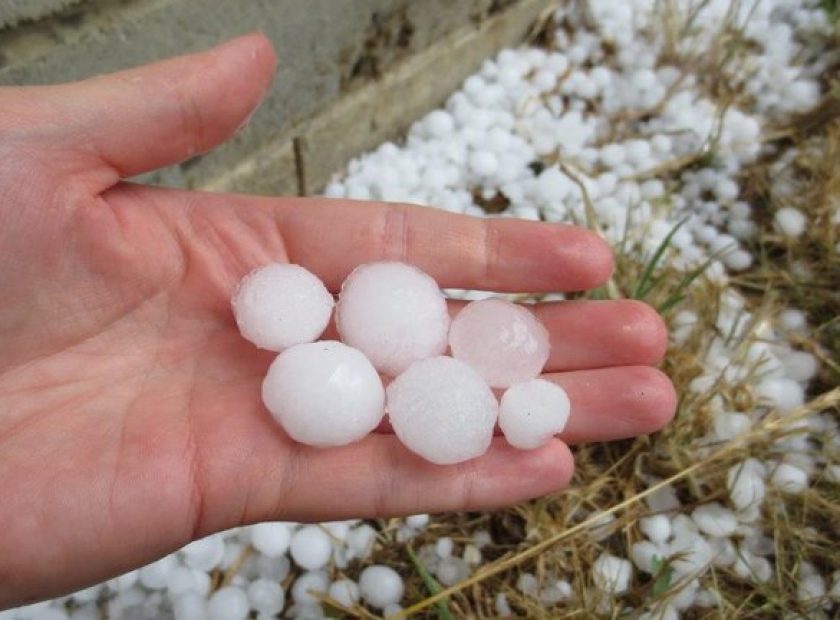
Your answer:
33,33 -> 276,182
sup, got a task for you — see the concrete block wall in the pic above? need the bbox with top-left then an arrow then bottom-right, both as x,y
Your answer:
0,0 -> 552,194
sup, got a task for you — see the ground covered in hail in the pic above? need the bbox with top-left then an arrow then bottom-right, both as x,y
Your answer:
7,0 -> 840,618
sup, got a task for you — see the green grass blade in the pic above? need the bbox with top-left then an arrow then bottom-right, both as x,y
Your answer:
633,217 -> 690,300
406,546 -> 455,620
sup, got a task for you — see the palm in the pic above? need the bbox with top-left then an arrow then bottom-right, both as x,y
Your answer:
0,35 -> 676,606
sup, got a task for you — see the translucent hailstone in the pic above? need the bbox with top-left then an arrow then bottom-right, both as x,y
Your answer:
727,460 -> 766,511
639,514 -> 671,543
359,566 -> 405,609
498,379 -> 570,449
346,524 -> 377,560
262,341 -> 385,447
691,502 -> 738,537
336,261 -> 450,376
172,593 -> 207,620
291,571 -> 329,605
232,263 -> 334,352
386,356 -> 498,464
449,298 -> 550,388
328,579 -> 361,609
250,522 -> 293,558
181,534 -> 225,572
592,553 -> 633,594
770,462 -> 809,493
207,586 -> 249,620
774,207 -> 807,238
247,578 -> 285,616
290,525 -> 333,571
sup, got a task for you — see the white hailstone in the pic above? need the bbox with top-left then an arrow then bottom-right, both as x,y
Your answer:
645,482 -> 681,513
173,593 -> 208,620
250,522 -> 293,558
780,308 -> 807,331
336,262 -> 450,376
106,570 -> 138,592
346,524 -> 377,559
328,579 -> 361,609
592,553 -> 633,594
770,462 -> 809,493
724,249 -> 753,271
435,537 -> 454,559
232,263 -> 334,352
498,379 -> 570,449
69,604 -> 98,620
774,207 -> 806,238
631,541 -> 664,573
449,298 -> 550,388
517,573 -> 539,597
359,566 -> 405,609
733,547 -> 772,583
383,603 -> 404,619
436,557 -> 471,586
463,544 -> 482,566
255,553 -> 291,582
640,514 -> 672,543
262,341 -> 384,446
691,502 -> 738,537
248,578 -> 285,616
472,530 -> 493,549
671,579 -> 700,610
589,511 -> 617,542
425,110 -> 455,137
405,514 -> 430,530
798,573 -> 826,606
166,566 -> 211,598
291,571 -> 329,606
494,592 -> 513,616
727,460 -> 766,511
755,377 -> 804,413
668,532 -> 713,576
386,356 -> 498,464
469,150 -> 500,176
138,554 -> 178,590
825,464 -> 840,484
290,526 -> 333,570
208,587 -> 249,620
70,584 -> 101,604
712,411 -> 751,440
181,534 -> 225,572
28,610 -> 69,620
783,351 -> 818,382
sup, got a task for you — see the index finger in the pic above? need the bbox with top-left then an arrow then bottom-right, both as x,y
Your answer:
271,198 -> 613,292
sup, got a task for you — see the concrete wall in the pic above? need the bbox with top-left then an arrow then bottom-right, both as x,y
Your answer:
0,0 -> 552,194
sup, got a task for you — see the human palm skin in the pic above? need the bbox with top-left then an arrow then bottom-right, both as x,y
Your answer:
0,34 -> 676,607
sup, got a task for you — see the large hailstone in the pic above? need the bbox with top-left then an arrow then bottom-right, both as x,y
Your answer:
386,356 -> 498,465
232,263 -> 334,351
449,298 -> 550,388
262,341 -> 384,447
499,379 -> 570,449
336,261 -> 450,376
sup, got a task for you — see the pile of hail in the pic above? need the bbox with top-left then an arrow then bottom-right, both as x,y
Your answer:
232,260 -> 570,465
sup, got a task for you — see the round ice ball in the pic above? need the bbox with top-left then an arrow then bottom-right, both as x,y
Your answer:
449,298 -> 550,388
386,356 -> 498,465
232,263 -> 334,352
262,341 -> 385,447
336,261 -> 450,376
499,379 -> 570,449
290,525 -> 333,571
359,565 -> 405,609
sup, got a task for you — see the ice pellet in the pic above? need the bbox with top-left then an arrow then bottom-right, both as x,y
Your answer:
498,379 -> 570,449
359,565 -> 405,609
262,341 -> 384,447
232,263 -> 334,352
449,298 -> 550,388
336,261 -> 450,376
386,356 -> 498,464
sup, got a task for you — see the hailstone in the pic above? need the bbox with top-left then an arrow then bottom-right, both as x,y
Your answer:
262,341 -> 384,447
232,263 -> 334,351
336,261 -> 450,376
386,356 -> 498,464
449,298 -> 550,388
498,379 -> 570,449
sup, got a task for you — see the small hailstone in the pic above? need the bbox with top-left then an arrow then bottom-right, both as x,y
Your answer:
516,572 -> 539,597
733,547 -> 772,583
328,579 -> 360,609
712,411 -> 751,440
138,554 -> 178,590
248,579 -> 285,616
498,379 -> 570,449
250,522 -> 292,557
106,570 -> 138,592
640,514 -> 671,543
291,571 -> 329,605
255,553 -> 290,581
436,556 -> 470,586
472,529 -> 493,548
825,464 -> 840,484
780,308 -> 807,331
387,356 -> 498,464
691,502 -> 738,537
383,603 -> 404,619
290,525 -> 333,570
435,537 -> 454,559
262,341 -> 384,446
631,540 -> 663,573
783,350 -> 818,382
173,593 -> 207,620
346,524 -> 377,559
668,532 -> 713,575
469,150 -> 500,176
336,262 -> 450,376
359,565 -> 405,609
592,553 -> 633,594
645,482 -> 681,513
27,610 -> 69,620
727,460 -> 766,511
69,604 -> 98,620
449,298 -> 550,388
232,263 -> 334,352
181,534 -> 225,571
405,514 -> 430,530
589,511 -> 616,542
756,377 -> 804,412
798,572 -> 826,605
166,566 -> 211,598
774,207 -> 806,238
463,544 -> 482,566
495,592 -> 513,616
770,462 -> 809,493
208,586 -> 249,620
